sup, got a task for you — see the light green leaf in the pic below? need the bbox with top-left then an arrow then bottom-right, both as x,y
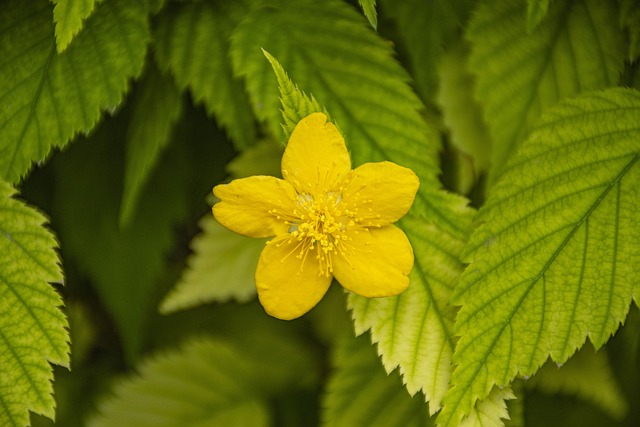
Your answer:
0,180 -> 69,426
0,0 -> 149,184
526,0 -> 550,31
528,346 -> 627,420
349,210 -> 471,414
358,0 -> 378,30
262,50 -> 326,141
322,332 -> 431,427
154,1 -> 255,149
437,88 -> 640,426
120,64 -> 183,227
51,0 -> 100,52
380,0 -> 471,102
160,217 -> 264,314
460,386 -> 515,427
468,0 -> 623,184
88,339 -> 271,427
232,0 -> 465,240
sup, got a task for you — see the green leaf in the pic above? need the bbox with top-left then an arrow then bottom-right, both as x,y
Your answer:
51,0 -> 100,52
154,0 -> 255,149
51,102 -> 231,363
90,324 -> 319,426
232,0 -> 465,239
526,0 -> 550,31
380,0 -> 471,102
262,49 -> 326,140
468,0 -> 624,184
460,386 -> 515,427
0,180 -> 69,426
358,0 -> 378,30
160,135 -> 282,315
0,0 -> 149,183
437,88 -> 640,426
120,64 -> 183,227
436,41 -> 491,175
160,217 -> 264,314
528,346 -> 628,420
349,209 -> 472,414
88,339 -> 268,427
322,332 -> 431,427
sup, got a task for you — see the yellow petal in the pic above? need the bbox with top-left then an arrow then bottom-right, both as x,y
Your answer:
213,176 -> 297,238
255,236 -> 333,320
281,112 -> 351,196
343,161 -> 419,226
333,225 -> 413,297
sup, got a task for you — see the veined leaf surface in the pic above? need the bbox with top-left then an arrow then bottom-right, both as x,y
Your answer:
51,0 -> 100,52
322,332 -> 430,427
468,0 -> 623,184
437,88 -> 640,426
0,181 -> 69,426
154,1 -> 255,149
0,0 -> 149,183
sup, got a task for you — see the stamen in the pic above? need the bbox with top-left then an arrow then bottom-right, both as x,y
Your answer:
273,180 -> 372,276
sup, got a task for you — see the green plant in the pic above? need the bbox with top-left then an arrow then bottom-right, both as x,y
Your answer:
1,0 -> 639,426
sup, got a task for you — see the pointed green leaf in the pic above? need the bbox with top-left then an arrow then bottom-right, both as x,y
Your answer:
526,0 -> 550,31
0,0 -> 149,183
460,386 -> 515,427
160,217 -> 264,314
349,208 -> 472,414
468,0 -> 623,184
51,0 -> 100,52
120,64 -> 183,227
232,0 -> 465,239
437,88 -> 640,426
380,0 -> 471,102
154,1 -> 255,149
322,332 -> 431,427
262,50 -> 326,140
528,346 -> 627,420
0,180 -> 69,426
358,0 -> 378,30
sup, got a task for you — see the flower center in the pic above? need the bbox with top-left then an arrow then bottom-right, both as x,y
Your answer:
269,191 -> 362,276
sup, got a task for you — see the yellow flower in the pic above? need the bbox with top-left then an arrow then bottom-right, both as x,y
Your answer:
212,112 -> 419,320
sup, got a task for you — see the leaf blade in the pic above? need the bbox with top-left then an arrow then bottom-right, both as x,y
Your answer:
468,0 -> 624,184
51,0 -> 99,52
154,1 -> 255,149
0,180 -> 69,426
0,0 -> 149,183
437,88 -> 640,426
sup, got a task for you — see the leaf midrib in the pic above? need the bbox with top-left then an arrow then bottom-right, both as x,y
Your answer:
6,43 -> 56,182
